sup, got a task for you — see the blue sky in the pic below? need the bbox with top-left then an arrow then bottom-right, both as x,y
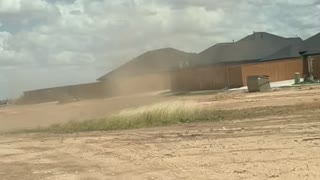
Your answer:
0,0 -> 320,99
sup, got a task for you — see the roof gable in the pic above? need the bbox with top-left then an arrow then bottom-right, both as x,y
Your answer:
98,48 -> 196,81
300,32 -> 320,55
261,39 -> 303,61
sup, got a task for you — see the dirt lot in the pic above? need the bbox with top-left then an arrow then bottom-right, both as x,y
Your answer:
1,86 -> 320,179
0,93 -> 171,132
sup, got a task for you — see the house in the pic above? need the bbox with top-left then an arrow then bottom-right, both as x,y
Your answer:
19,82 -> 106,104
19,48 -> 196,104
172,32 -> 303,91
97,48 -> 196,96
241,36 -> 303,85
299,33 -> 320,79
20,31 -> 320,104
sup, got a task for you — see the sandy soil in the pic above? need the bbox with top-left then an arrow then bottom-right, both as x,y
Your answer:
1,86 -> 320,179
0,94 -> 171,132
1,86 -> 320,132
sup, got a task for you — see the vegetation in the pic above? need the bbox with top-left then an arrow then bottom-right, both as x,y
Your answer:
26,101 -> 220,133
20,100 -> 320,134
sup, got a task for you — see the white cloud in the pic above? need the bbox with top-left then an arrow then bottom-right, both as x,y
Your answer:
0,0 -> 53,13
0,0 -> 320,98
0,31 -> 34,66
0,0 -> 21,13
48,51 -> 95,65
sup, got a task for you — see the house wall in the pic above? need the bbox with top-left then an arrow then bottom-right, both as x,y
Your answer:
301,55 -> 320,79
172,58 -> 303,91
171,65 -> 238,91
226,65 -> 243,88
241,58 -> 303,85
20,82 -> 106,104
310,55 -> 320,79
102,72 -> 172,96
302,56 -> 309,77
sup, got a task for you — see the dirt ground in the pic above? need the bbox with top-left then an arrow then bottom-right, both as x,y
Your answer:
0,93 -> 172,132
1,86 -> 320,179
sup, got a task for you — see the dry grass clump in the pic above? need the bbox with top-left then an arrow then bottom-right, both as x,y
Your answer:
21,101 -> 320,134
36,101 -> 220,133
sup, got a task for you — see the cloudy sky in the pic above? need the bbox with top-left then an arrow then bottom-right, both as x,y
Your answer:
0,0 -> 320,98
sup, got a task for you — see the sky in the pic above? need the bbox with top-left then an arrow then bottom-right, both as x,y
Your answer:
0,0 -> 320,99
